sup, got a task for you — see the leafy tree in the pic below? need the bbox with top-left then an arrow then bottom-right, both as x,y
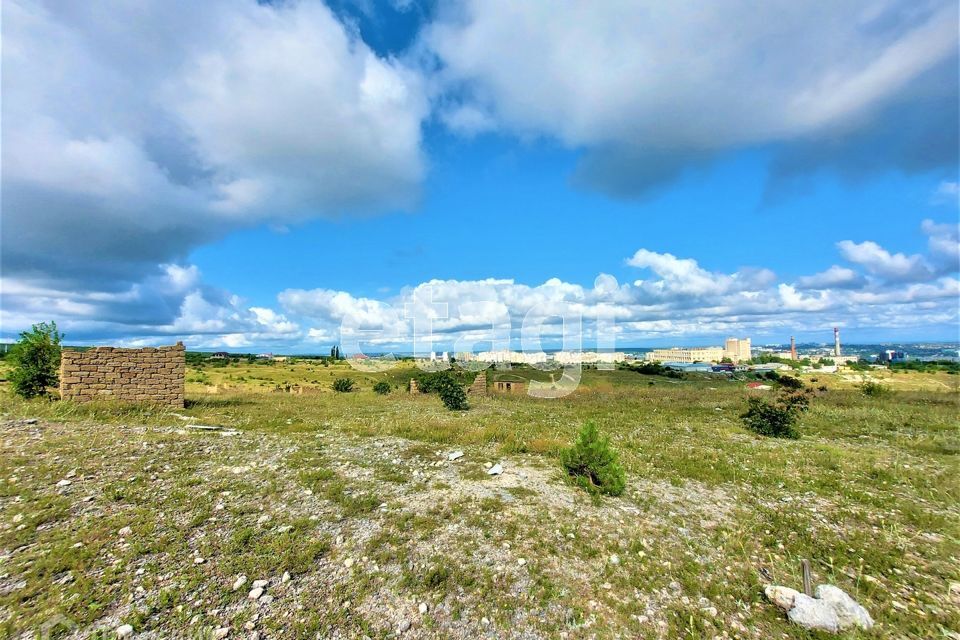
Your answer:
560,422 -> 626,497
373,381 -> 391,395
9,321 -> 63,398
331,377 -> 354,393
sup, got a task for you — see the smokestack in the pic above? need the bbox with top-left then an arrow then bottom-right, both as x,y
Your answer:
834,327 -> 841,357
790,336 -> 797,361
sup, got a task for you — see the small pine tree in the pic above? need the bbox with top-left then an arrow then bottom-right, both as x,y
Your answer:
331,377 -> 354,393
561,422 -> 625,497
9,321 -> 63,398
373,381 -> 391,395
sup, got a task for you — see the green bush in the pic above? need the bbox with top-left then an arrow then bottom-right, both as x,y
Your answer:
860,380 -> 887,397
560,422 -> 625,497
373,381 -> 391,395
331,377 -> 354,393
9,321 -> 62,398
437,377 -> 468,411
740,389 -> 810,439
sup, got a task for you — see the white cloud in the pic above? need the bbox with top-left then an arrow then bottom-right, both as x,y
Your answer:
424,0 -> 958,195
272,224 -> 959,349
837,240 -> 934,282
2,0 -> 427,288
795,265 -> 865,290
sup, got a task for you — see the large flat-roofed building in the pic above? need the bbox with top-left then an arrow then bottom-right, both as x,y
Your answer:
645,346 -> 724,363
723,337 -> 752,363
553,351 -> 627,365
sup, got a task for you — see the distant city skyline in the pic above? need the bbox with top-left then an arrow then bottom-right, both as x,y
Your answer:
2,1 -> 958,350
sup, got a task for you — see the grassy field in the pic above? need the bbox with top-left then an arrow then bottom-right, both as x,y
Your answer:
0,360 -> 958,638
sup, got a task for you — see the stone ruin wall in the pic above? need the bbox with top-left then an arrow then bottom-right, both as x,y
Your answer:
60,343 -> 185,407
467,371 -> 487,395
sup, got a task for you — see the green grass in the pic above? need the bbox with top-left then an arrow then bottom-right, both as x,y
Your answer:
0,364 -> 957,638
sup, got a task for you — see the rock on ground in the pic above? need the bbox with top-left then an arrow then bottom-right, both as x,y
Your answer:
765,583 -> 874,634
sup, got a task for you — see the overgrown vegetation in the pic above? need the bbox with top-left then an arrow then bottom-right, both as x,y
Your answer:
0,360 -> 957,637
373,380 -> 392,395
560,422 -> 625,497
331,377 -> 355,393
860,380 -> 888,397
8,321 -> 62,398
740,387 -> 811,439
414,370 -> 470,410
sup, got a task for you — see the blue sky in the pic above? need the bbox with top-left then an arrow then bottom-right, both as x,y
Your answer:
2,0 -> 958,352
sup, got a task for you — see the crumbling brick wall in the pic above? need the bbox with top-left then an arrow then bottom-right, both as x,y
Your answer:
467,371 -> 487,395
60,343 -> 185,407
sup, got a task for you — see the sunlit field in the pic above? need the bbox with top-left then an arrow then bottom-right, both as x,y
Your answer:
1,360 -> 957,638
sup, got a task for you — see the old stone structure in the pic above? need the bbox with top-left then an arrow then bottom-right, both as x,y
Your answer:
60,343 -> 185,407
467,371 -> 487,395
409,379 -> 420,394
492,378 -> 526,394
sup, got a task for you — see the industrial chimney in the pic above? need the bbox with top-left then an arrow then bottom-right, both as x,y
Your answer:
790,336 -> 797,361
834,327 -> 841,357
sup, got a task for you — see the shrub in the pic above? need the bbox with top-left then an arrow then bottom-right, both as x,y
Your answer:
860,380 -> 887,397
414,371 -> 469,410
777,375 -> 805,390
9,321 -> 62,398
437,377 -> 468,411
373,381 -> 391,395
740,388 -> 810,439
331,377 -> 354,393
560,422 -> 626,497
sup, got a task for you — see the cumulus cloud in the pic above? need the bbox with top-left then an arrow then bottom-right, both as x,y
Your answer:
424,0 -> 959,196
795,266 -> 866,290
275,224 -> 958,351
836,240 -> 934,282
0,265 -> 300,348
2,0 -> 427,289
4,220 -> 957,349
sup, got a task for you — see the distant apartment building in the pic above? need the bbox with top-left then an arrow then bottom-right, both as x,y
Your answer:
723,337 -> 752,363
552,351 -> 627,365
476,350 -> 548,365
645,346 -> 724,363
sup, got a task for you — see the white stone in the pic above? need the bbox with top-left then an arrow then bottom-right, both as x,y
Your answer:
232,575 -> 247,591
487,463 -> 503,476
480,617 -> 490,627
248,587 -> 264,600
815,585 -> 874,630
397,619 -> 411,633
115,624 -> 134,639
344,558 -> 355,568
517,558 -> 526,566
56,479 -> 72,487
418,602 -> 428,614
609,554 -> 620,565
252,579 -> 268,589
787,594 -> 840,634
213,627 -> 230,639
764,585 -> 800,611
193,557 -> 205,564
448,451 -> 464,461
281,571 -> 291,583
118,526 -> 132,536
259,594 -> 274,604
